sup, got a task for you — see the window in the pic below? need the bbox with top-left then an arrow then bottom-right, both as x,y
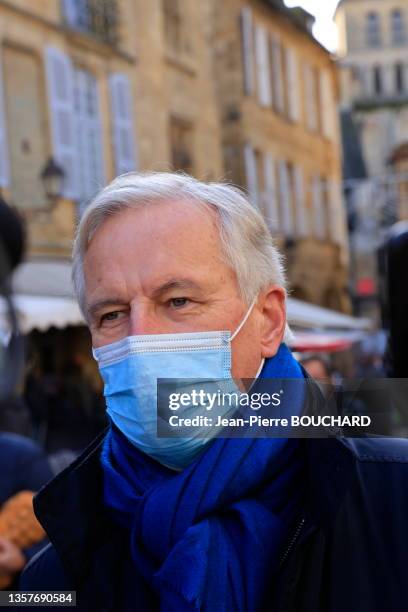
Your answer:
312,176 -> 328,240
46,45 -> 134,200
320,70 -> 335,139
109,73 -> 137,175
293,166 -> 308,236
45,46 -> 78,198
241,7 -> 255,95
74,68 -> 104,209
263,152 -> 279,230
255,25 -> 272,107
391,9 -> 406,45
278,160 -> 294,235
366,12 -> 381,47
63,0 -> 89,30
328,180 -> 345,245
373,65 -> 383,95
170,117 -> 194,174
163,0 -> 182,52
285,48 -> 300,122
62,0 -> 119,45
244,144 -> 260,209
271,35 -> 285,114
395,63 -> 405,94
304,63 -> 319,132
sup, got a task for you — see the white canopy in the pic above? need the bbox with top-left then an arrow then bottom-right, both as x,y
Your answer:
0,259 -> 85,333
12,259 -> 75,298
286,298 -> 371,331
10,294 -> 84,334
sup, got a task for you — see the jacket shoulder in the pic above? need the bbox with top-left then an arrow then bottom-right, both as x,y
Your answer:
341,437 -> 408,463
20,543 -> 71,591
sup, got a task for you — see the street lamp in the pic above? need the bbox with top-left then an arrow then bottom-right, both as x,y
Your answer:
40,157 -> 65,208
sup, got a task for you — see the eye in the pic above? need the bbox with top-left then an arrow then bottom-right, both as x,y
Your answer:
100,311 -> 122,323
169,297 -> 189,309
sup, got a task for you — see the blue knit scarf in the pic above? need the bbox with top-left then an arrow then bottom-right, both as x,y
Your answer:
101,343 -> 306,611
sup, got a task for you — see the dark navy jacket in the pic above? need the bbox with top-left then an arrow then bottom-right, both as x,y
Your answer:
18,430 -> 408,612
0,432 -> 53,505
0,432 -> 53,580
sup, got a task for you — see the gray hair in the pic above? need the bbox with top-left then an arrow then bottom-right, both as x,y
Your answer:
72,172 -> 291,340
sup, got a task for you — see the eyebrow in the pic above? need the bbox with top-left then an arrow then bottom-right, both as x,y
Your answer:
87,297 -> 127,321
150,278 -> 204,299
87,279 -> 204,320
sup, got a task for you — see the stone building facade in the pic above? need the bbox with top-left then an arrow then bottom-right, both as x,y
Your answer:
211,0 -> 350,312
335,0 -> 408,177
0,0 -> 350,313
0,0 -> 223,259
335,0 -> 408,318
0,0 -> 140,256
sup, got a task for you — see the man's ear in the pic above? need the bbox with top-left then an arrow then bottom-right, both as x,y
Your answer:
259,285 -> 286,358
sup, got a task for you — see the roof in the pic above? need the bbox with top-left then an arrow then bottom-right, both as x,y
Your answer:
261,0 -> 330,54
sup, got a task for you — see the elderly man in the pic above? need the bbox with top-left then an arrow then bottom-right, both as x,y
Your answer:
22,173 -> 408,611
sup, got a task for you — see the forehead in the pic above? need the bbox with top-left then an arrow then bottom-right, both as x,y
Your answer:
83,199 -> 234,294
86,199 -> 221,258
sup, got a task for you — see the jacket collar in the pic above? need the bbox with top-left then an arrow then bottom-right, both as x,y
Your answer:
33,428 -> 125,587
34,431 -> 356,586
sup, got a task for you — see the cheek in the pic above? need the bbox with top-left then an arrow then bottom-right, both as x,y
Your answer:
90,330 -> 104,349
230,322 -> 262,379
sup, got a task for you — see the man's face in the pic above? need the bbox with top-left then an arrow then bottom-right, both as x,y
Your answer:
83,200 -> 285,379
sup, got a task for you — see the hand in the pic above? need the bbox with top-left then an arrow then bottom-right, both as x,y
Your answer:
0,537 -> 25,575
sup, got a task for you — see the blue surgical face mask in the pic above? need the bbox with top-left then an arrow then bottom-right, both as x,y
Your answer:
93,299 -> 258,470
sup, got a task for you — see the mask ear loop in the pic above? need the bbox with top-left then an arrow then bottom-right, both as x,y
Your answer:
254,358 -> 265,378
230,297 -> 257,342
231,298 -> 265,389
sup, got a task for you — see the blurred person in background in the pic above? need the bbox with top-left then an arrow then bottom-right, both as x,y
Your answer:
300,354 -> 334,386
0,432 -> 53,588
0,199 -> 32,437
20,174 -> 408,611
0,199 -> 52,589
300,352 -> 364,432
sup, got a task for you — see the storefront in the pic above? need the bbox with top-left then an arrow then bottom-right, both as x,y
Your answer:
6,259 -> 106,452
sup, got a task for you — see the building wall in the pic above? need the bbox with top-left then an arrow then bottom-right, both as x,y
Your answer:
336,1 -> 408,318
212,0 -> 350,311
336,0 -> 408,56
0,0 -> 223,259
0,0 -> 349,313
0,0 -> 139,256
335,0 -> 408,176
3,45 -> 47,210
133,0 -> 223,179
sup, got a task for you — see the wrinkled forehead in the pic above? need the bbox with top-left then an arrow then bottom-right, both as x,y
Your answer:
87,197 -> 222,251
83,199 -> 237,295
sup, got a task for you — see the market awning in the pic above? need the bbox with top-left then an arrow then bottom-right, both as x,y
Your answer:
290,330 -> 366,353
2,259 -> 85,333
10,295 -> 83,334
286,298 -> 372,353
286,298 -> 371,331
12,259 -> 75,298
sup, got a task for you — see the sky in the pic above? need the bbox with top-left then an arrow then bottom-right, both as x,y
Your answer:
284,0 -> 341,52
